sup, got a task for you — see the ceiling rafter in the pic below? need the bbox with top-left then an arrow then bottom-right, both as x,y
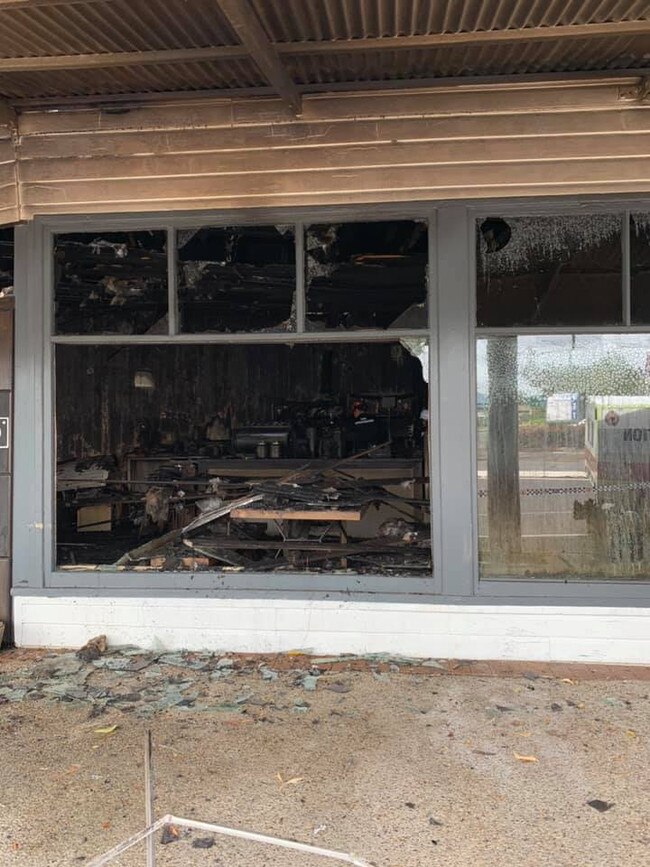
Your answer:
283,20 -> 650,54
0,19 -> 645,75
214,0 -> 301,115
0,0 -> 108,8
0,46 -> 244,72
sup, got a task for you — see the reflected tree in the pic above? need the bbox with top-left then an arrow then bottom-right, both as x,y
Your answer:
487,337 -> 521,557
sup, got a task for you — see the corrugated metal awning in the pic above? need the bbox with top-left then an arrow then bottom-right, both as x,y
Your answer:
0,0 -> 646,111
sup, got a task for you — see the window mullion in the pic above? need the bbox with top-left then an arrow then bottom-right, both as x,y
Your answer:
295,221 -> 305,333
436,205 -> 475,596
622,210 -> 631,327
167,226 -> 178,336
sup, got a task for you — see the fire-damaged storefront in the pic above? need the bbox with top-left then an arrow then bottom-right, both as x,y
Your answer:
9,201 -> 650,662
2,1 -> 650,662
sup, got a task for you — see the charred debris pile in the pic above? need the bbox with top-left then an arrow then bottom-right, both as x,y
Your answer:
58,447 -> 430,575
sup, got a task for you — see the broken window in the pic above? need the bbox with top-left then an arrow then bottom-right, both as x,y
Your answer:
306,221 -> 428,330
631,213 -> 650,323
54,232 -> 168,335
55,341 -> 431,577
477,334 -> 650,581
476,215 -> 623,327
0,227 -> 13,298
178,226 -> 296,332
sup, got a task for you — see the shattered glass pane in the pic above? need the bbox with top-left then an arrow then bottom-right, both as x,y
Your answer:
477,334 -> 650,581
476,215 -> 623,327
0,227 -> 13,298
55,342 -> 431,576
631,213 -> 650,323
54,231 -> 168,335
305,221 -> 428,330
178,226 -> 296,333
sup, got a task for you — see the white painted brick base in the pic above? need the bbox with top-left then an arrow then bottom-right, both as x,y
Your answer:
11,596 -> 650,663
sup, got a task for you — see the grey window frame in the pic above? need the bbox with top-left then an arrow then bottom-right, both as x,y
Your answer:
470,197 -> 650,602
13,206 -> 440,598
11,198 -> 650,606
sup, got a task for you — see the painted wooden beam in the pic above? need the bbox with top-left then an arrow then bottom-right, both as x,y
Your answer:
0,19 -> 645,76
11,69 -> 646,111
215,0 -> 302,115
0,0 -> 107,7
0,45 -> 245,72
281,20 -> 650,54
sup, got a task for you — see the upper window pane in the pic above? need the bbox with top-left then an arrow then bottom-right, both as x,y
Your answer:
631,213 -> 650,324
476,215 -> 622,327
54,232 -> 167,335
306,220 -> 428,331
178,226 -> 296,333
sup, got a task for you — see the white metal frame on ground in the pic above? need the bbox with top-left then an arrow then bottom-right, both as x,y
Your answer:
87,732 -> 373,867
10,196 -> 650,661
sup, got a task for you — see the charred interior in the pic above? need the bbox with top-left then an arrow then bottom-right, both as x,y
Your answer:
56,342 -> 430,575
306,221 -> 428,330
53,220 -> 431,577
476,215 -> 623,327
55,231 -> 168,335
178,226 -> 296,333
0,228 -> 13,295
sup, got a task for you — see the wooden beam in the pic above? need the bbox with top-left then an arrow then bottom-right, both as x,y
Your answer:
215,0 -> 301,114
0,0 -> 107,7
0,20 -> 645,76
279,19 -> 650,55
230,509 -> 362,522
0,45 -> 244,72
11,69 -> 647,111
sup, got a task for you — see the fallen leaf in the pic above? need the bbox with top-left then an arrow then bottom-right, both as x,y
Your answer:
94,724 -> 118,735
625,730 -> 638,739
515,731 -> 533,738
560,678 -> 575,685
161,824 -> 180,844
513,753 -> 538,763
276,772 -> 304,790
10,842 -> 19,851
101,822 -> 111,830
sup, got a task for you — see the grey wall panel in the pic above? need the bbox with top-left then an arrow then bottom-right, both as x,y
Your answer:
0,559 -> 10,641
0,306 -> 11,390
0,475 -> 9,557
12,225 -> 44,589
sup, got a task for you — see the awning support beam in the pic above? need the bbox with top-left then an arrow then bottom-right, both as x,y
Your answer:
214,0 -> 302,115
